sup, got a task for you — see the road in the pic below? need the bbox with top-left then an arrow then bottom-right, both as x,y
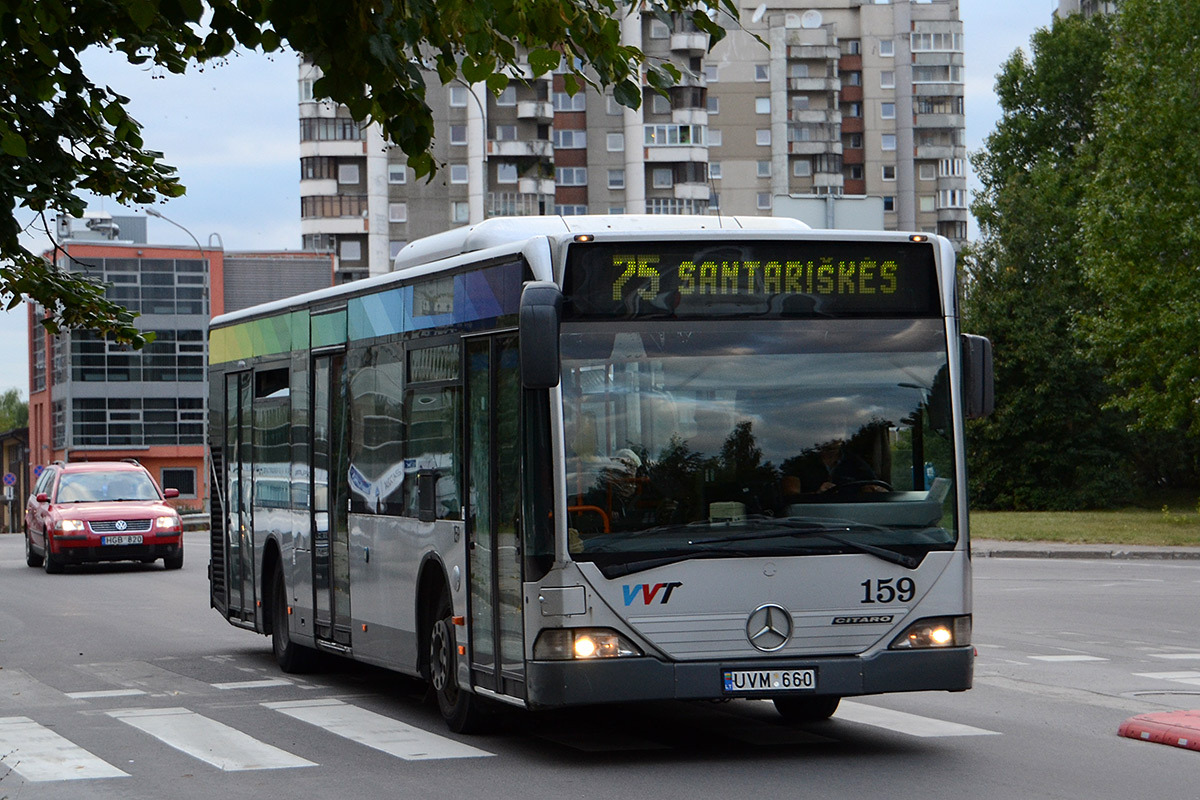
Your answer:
1,531 -> 1197,799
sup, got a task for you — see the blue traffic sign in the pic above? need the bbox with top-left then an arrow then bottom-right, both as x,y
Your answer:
2,472 -> 14,486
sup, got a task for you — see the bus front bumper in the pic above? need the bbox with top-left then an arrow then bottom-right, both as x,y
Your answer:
525,646 -> 973,709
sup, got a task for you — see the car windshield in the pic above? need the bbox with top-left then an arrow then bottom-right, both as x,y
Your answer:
560,318 -> 956,573
55,471 -> 160,503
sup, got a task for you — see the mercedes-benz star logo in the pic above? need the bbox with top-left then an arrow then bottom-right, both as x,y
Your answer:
746,603 -> 793,652
115,519 -> 128,531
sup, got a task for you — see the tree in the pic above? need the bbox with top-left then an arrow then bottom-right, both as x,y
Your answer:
0,388 -> 28,431
0,0 -> 738,346
1080,0 -> 1200,436
964,13 -> 1132,509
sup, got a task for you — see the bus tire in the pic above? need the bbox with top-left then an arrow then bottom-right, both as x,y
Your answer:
429,591 -> 488,733
271,564 -> 317,673
773,695 -> 840,722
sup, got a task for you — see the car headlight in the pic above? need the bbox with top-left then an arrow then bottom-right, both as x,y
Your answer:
533,628 -> 642,660
53,519 -> 86,532
155,515 -> 182,532
889,616 -> 971,649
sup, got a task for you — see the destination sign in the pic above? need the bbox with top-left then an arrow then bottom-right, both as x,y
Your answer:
563,239 -> 941,319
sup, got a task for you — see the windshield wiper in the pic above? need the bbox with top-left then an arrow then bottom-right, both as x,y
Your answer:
598,549 -> 754,579
691,518 -> 922,569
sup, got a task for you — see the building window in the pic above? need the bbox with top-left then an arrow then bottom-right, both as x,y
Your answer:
756,160 -> 771,178
847,103 -> 862,118
644,124 -> 706,146
848,133 -> 864,148
920,195 -> 936,212
553,129 -> 588,148
790,63 -> 809,79
449,85 -> 468,107
652,168 -> 674,188
879,39 -> 894,57
451,202 -> 469,223
341,240 -> 362,261
938,189 -> 967,208
757,192 -> 772,210
882,165 -> 896,181
754,64 -> 769,82
707,96 -> 719,114
608,169 -> 625,189
708,129 -> 722,147
555,166 -> 588,186
388,202 -> 408,222
919,163 -> 936,181
755,97 -> 770,115
756,129 -> 771,146
450,164 -> 469,183
649,19 -> 670,38
704,64 -> 719,82
883,196 -> 895,212
555,204 -> 588,215
881,71 -> 895,88
450,124 -> 468,145
881,102 -> 896,119
388,164 -> 407,184
940,158 -> 965,177
496,163 -> 518,184
496,86 -> 517,105
793,159 -> 811,177
390,240 -> 407,258
161,468 -> 196,498
651,94 -> 671,115
606,95 -> 624,116
710,161 -> 722,179
881,133 -> 897,151
606,132 -> 625,152
301,156 -> 337,180
552,91 -> 587,112
849,165 -> 864,180
494,124 -> 518,141
846,40 -> 861,55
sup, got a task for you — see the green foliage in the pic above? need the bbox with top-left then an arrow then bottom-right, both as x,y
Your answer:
965,13 -> 1134,510
0,388 -> 27,431
0,0 -> 740,345
1080,0 -> 1200,435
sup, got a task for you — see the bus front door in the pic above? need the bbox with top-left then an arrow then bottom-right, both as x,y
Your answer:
465,334 -> 525,699
312,352 -> 352,648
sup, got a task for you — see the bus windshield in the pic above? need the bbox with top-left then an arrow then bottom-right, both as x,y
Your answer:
560,317 -> 955,573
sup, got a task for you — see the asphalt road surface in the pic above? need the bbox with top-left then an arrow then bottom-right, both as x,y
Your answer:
1,530 -> 1197,800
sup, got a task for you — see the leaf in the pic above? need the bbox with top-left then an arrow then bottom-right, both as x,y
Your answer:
1,130 -> 28,158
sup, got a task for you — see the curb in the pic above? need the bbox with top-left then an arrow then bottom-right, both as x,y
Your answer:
1119,710 -> 1200,752
972,541 -> 1200,561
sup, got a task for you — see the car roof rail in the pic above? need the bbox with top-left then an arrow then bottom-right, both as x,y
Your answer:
121,457 -> 141,465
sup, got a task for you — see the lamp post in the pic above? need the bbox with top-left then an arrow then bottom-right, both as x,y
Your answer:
143,207 -> 213,518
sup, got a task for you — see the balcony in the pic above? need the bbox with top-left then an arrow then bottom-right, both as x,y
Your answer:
670,32 -> 708,55
671,108 -> 709,126
789,140 -> 842,156
673,182 -> 710,201
518,177 -> 556,196
487,192 -> 551,217
915,113 -> 965,130
784,28 -> 836,48
916,145 -> 957,160
788,108 -> 841,126
644,145 -> 708,163
787,44 -> 839,61
789,77 -> 840,93
488,139 -> 553,159
517,101 -> 553,122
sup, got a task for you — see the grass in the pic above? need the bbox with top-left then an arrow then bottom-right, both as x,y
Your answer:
970,493 -> 1200,547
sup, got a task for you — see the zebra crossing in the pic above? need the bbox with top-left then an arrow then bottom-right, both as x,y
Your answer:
0,657 -> 1001,784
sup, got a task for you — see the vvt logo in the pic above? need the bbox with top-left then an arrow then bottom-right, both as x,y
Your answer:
622,582 -> 683,606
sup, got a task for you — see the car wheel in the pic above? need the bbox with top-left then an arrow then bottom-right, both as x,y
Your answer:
25,533 -> 44,568
773,695 -> 840,722
271,565 -> 317,673
43,545 -> 64,574
163,551 -> 184,570
429,590 -> 488,733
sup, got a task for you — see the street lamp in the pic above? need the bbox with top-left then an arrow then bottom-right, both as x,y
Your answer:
143,207 -> 213,518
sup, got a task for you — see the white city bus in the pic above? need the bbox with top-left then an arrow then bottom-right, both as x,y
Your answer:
207,215 -> 993,732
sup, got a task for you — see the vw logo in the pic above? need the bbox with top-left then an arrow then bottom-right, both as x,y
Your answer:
746,603 -> 793,652
115,519 -> 128,531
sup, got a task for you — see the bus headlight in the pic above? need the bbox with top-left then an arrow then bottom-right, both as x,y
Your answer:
533,628 -> 642,660
889,616 -> 971,649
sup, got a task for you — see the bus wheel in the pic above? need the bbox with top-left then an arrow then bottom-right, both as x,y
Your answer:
429,592 -> 487,733
271,565 -> 317,673
773,695 -> 840,722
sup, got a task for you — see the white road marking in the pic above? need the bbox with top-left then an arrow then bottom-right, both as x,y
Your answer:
835,701 -> 1001,737
1149,653 -> 1200,660
264,698 -> 493,760
65,689 -> 147,699
211,678 -> 294,690
106,707 -> 316,771
1134,671 -> 1200,680
0,716 -> 128,781
1028,655 -> 1108,662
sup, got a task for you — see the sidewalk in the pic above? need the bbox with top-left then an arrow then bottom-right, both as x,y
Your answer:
973,538 -> 1200,560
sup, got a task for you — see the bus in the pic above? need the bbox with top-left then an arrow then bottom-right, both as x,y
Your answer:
207,215 -> 993,733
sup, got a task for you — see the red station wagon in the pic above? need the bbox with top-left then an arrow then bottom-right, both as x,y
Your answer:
24,460 -> 184,573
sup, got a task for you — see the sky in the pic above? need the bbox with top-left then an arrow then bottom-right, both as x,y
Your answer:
0,0 -> 1062,401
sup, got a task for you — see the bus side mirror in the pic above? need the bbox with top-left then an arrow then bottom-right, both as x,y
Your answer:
961,334 -> 995,420
519,282 -> 564,389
